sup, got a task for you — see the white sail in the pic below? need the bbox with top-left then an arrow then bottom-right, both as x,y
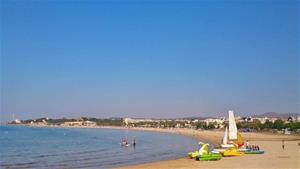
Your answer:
222,127 -> 228,145
228,110 -> 237,140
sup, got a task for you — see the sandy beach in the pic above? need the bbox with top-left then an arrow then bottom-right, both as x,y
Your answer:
114,127 -> 300,169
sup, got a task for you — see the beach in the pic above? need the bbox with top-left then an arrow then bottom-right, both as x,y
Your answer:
9,125 -> 300,169
114,128 -> 300,169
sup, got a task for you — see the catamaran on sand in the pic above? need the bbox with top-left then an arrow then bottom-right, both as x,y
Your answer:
219,110 -> 265,155
188,110 -> 264,161
221,110 -> 244,148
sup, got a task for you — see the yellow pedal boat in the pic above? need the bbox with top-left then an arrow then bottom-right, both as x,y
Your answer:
221,148 -> 243,157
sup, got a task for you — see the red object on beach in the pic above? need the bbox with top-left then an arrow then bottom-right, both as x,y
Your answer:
237,143 -> 245,148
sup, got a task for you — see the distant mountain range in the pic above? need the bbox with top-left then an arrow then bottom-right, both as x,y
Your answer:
179,112 -> 300,120
177,116 -> 217,120
252,112 -> 300,118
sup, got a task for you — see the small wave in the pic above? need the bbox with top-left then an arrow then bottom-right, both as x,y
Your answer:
0,161 -> 36,169
31,149 -> 102,158
4,148 -> 110,160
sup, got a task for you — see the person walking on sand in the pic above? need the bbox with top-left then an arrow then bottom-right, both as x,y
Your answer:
282,140 -> 285,150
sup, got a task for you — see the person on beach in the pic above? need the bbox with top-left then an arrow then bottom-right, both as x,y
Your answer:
246,140 -> 250,149
282,140 -> 285,150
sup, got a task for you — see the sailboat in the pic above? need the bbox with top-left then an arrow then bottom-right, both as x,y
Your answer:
221,110 -> 244,148
221,127 -> 234,148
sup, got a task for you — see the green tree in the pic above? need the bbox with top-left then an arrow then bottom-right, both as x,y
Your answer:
195,121 -> 207,129
250,119 -> 262,130
207,123 -> 215,129
263,120 -> 273,129
273,119 -> 285,130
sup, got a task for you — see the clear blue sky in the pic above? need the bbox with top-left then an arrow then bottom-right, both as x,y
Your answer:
1,0 -> 299,121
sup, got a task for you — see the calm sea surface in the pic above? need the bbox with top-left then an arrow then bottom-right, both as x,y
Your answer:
0,126 -> 198,169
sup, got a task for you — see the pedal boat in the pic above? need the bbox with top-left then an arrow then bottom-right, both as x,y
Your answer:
196,153 -> 222,161
221,148 -> 243,157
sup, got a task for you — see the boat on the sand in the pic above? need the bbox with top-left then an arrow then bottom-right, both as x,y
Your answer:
244,150 -> 264,154
188,142 -> 222,161
221,148 -> 243,157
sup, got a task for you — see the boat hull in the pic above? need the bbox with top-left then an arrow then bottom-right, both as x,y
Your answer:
245,150 -> 264,154
222,152 -> 242,157
238,148 -> 250,152
221,144 -> 234,148
221,148 -> 243,157
196,154 -> 222,161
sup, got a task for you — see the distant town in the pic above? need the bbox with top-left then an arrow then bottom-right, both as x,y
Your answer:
7,112 -> 300,134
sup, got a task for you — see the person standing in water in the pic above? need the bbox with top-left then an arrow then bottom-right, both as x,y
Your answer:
133,139 -> 136,146
282,140 -> 285,150
121,138 -> 125,146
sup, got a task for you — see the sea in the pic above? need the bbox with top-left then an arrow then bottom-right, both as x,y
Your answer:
0,126 -> 198,169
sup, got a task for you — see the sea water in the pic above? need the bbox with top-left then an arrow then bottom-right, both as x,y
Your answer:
0,126 -> 198,168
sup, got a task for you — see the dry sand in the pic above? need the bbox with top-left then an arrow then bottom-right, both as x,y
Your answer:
115,128 -> 300,169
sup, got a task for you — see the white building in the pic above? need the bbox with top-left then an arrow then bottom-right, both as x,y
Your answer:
123,118 -> 154,125
63,121 -> 83,126
83,121 -> 96,126
204,118 -> 225,128
14,119 -> 21,124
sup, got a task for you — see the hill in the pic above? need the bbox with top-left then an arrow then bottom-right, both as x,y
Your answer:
253,112 -> 300,118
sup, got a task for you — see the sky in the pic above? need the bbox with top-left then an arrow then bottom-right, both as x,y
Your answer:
0,0 -> 299,121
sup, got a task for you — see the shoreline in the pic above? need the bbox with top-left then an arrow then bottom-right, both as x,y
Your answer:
9,124 -> 300,143
5,125 -> 300,168
114,127 -> 300,169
